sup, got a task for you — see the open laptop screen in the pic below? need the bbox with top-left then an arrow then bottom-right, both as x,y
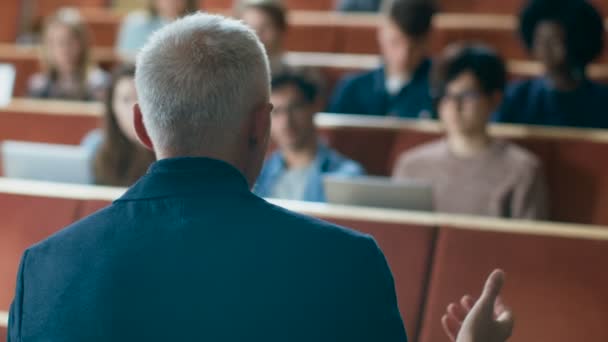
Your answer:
0,64 -> 16,106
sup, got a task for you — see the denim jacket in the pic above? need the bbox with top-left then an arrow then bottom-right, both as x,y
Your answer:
254,144 -> 365,202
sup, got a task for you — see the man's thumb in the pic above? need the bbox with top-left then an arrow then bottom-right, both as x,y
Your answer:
479,270 -> 505,309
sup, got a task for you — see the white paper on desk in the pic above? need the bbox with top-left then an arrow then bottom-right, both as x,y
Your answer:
0,64 -> 16,107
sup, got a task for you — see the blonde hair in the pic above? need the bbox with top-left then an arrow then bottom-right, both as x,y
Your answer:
41,8 -> 91,94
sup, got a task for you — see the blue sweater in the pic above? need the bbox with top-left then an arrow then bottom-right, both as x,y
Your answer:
494,78 -> 608,129
327,60 -> 434,119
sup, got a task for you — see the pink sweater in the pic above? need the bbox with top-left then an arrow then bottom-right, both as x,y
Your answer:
392,139 -> 549,220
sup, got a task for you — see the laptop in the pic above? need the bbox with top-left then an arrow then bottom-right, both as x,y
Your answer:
1,141 -> 93,184
324,175 -> 434,211
0,64 -> 16,106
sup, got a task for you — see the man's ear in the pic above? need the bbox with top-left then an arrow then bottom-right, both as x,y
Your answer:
249,102 -> 272,150
133,103 -> 154,151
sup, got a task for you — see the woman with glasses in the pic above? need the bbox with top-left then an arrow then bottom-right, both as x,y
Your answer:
392,44 -> 549,219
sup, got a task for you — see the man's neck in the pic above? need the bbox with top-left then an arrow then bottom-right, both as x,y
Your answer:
283,141 -> 318,169
447,132 -> 492,159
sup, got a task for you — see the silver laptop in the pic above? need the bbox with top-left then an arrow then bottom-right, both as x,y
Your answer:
0,64 -> 16,106
1,141 -> 93,184
324,175 -> 434,211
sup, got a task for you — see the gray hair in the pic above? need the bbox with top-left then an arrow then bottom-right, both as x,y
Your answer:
135,13 -> 271,154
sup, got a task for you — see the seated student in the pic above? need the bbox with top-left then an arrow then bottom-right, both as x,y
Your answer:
255,73 -> 364,202
28,8 -> 109,101
82,65 -> 155,186
116,0 -> 198,56
393,44 -> 549,219
336,0 -> 382,12
494,0 -> 608,128
328,0 -> 436,118
237,0 -> 288,76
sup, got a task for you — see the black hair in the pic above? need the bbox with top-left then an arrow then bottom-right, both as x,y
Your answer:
271,72 -> 318,103
387,0 -> 437,38
239,0 -> 288,32
519,0 -> 605,68
432,43 -> 507,99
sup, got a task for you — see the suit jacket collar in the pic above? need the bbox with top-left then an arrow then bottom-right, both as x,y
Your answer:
116,157 -> 251,202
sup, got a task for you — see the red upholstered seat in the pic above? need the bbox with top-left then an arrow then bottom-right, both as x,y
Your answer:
0,2 -> 20,43
317,217 -> 436,342
318,127 -> 400,175
0,193 -> 80,310
77,199 -> 113,218
419,228 -> 608,342
0,105 -> 101,145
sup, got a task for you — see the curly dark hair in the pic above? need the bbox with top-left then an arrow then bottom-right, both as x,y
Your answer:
519,0 -> 605,67
432,43 -> 507,100
386,0 -> 437,38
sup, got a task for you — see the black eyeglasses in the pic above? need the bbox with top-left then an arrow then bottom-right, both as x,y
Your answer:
440,90 -> 483,104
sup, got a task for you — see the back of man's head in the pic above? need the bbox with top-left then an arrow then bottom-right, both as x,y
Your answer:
135,13 -> 271,156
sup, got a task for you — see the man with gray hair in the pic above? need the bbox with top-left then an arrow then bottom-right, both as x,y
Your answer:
8,13 -> 512,342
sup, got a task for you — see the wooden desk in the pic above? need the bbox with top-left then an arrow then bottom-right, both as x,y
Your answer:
0,1 -> 20,43
0,178 -> 607,341
2,99 -> 608,224
203,0 -> 608,14
315,114 -> 608,226
79,10 -> 608,63
0,98 -> 103,145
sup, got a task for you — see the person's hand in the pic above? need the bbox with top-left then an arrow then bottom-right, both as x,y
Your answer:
441,270 -> 514,342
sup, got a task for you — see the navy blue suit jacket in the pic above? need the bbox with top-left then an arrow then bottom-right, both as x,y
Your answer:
8,158 -> 407,341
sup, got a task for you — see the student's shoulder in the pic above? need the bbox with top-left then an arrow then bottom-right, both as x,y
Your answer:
505,78 -> 547,98
28,73 -> 49,90
325,147 -> 365,175
396,139 -> 447,166
338,67 -> 381,89
500,141 -> 543,176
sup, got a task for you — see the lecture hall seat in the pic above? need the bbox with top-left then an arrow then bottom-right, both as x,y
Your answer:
319,217 -> 436,342
0,193 -> 81,311
418,228 -> 608,342
0,1 -> 20,43
0,99 -> 102,145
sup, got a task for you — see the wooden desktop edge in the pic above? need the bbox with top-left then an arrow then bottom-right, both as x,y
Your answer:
314,113 -> 608,143
0,177 -> 606,242
3,99 -> 608,143
2,43 -> 607,79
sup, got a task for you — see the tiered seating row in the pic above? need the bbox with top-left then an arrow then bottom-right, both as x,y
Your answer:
316,114 -> 608,226
2,45 -> 608,99
3,101 -> 606,225
77,10 -> 608,63
0,179 -> 607,341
